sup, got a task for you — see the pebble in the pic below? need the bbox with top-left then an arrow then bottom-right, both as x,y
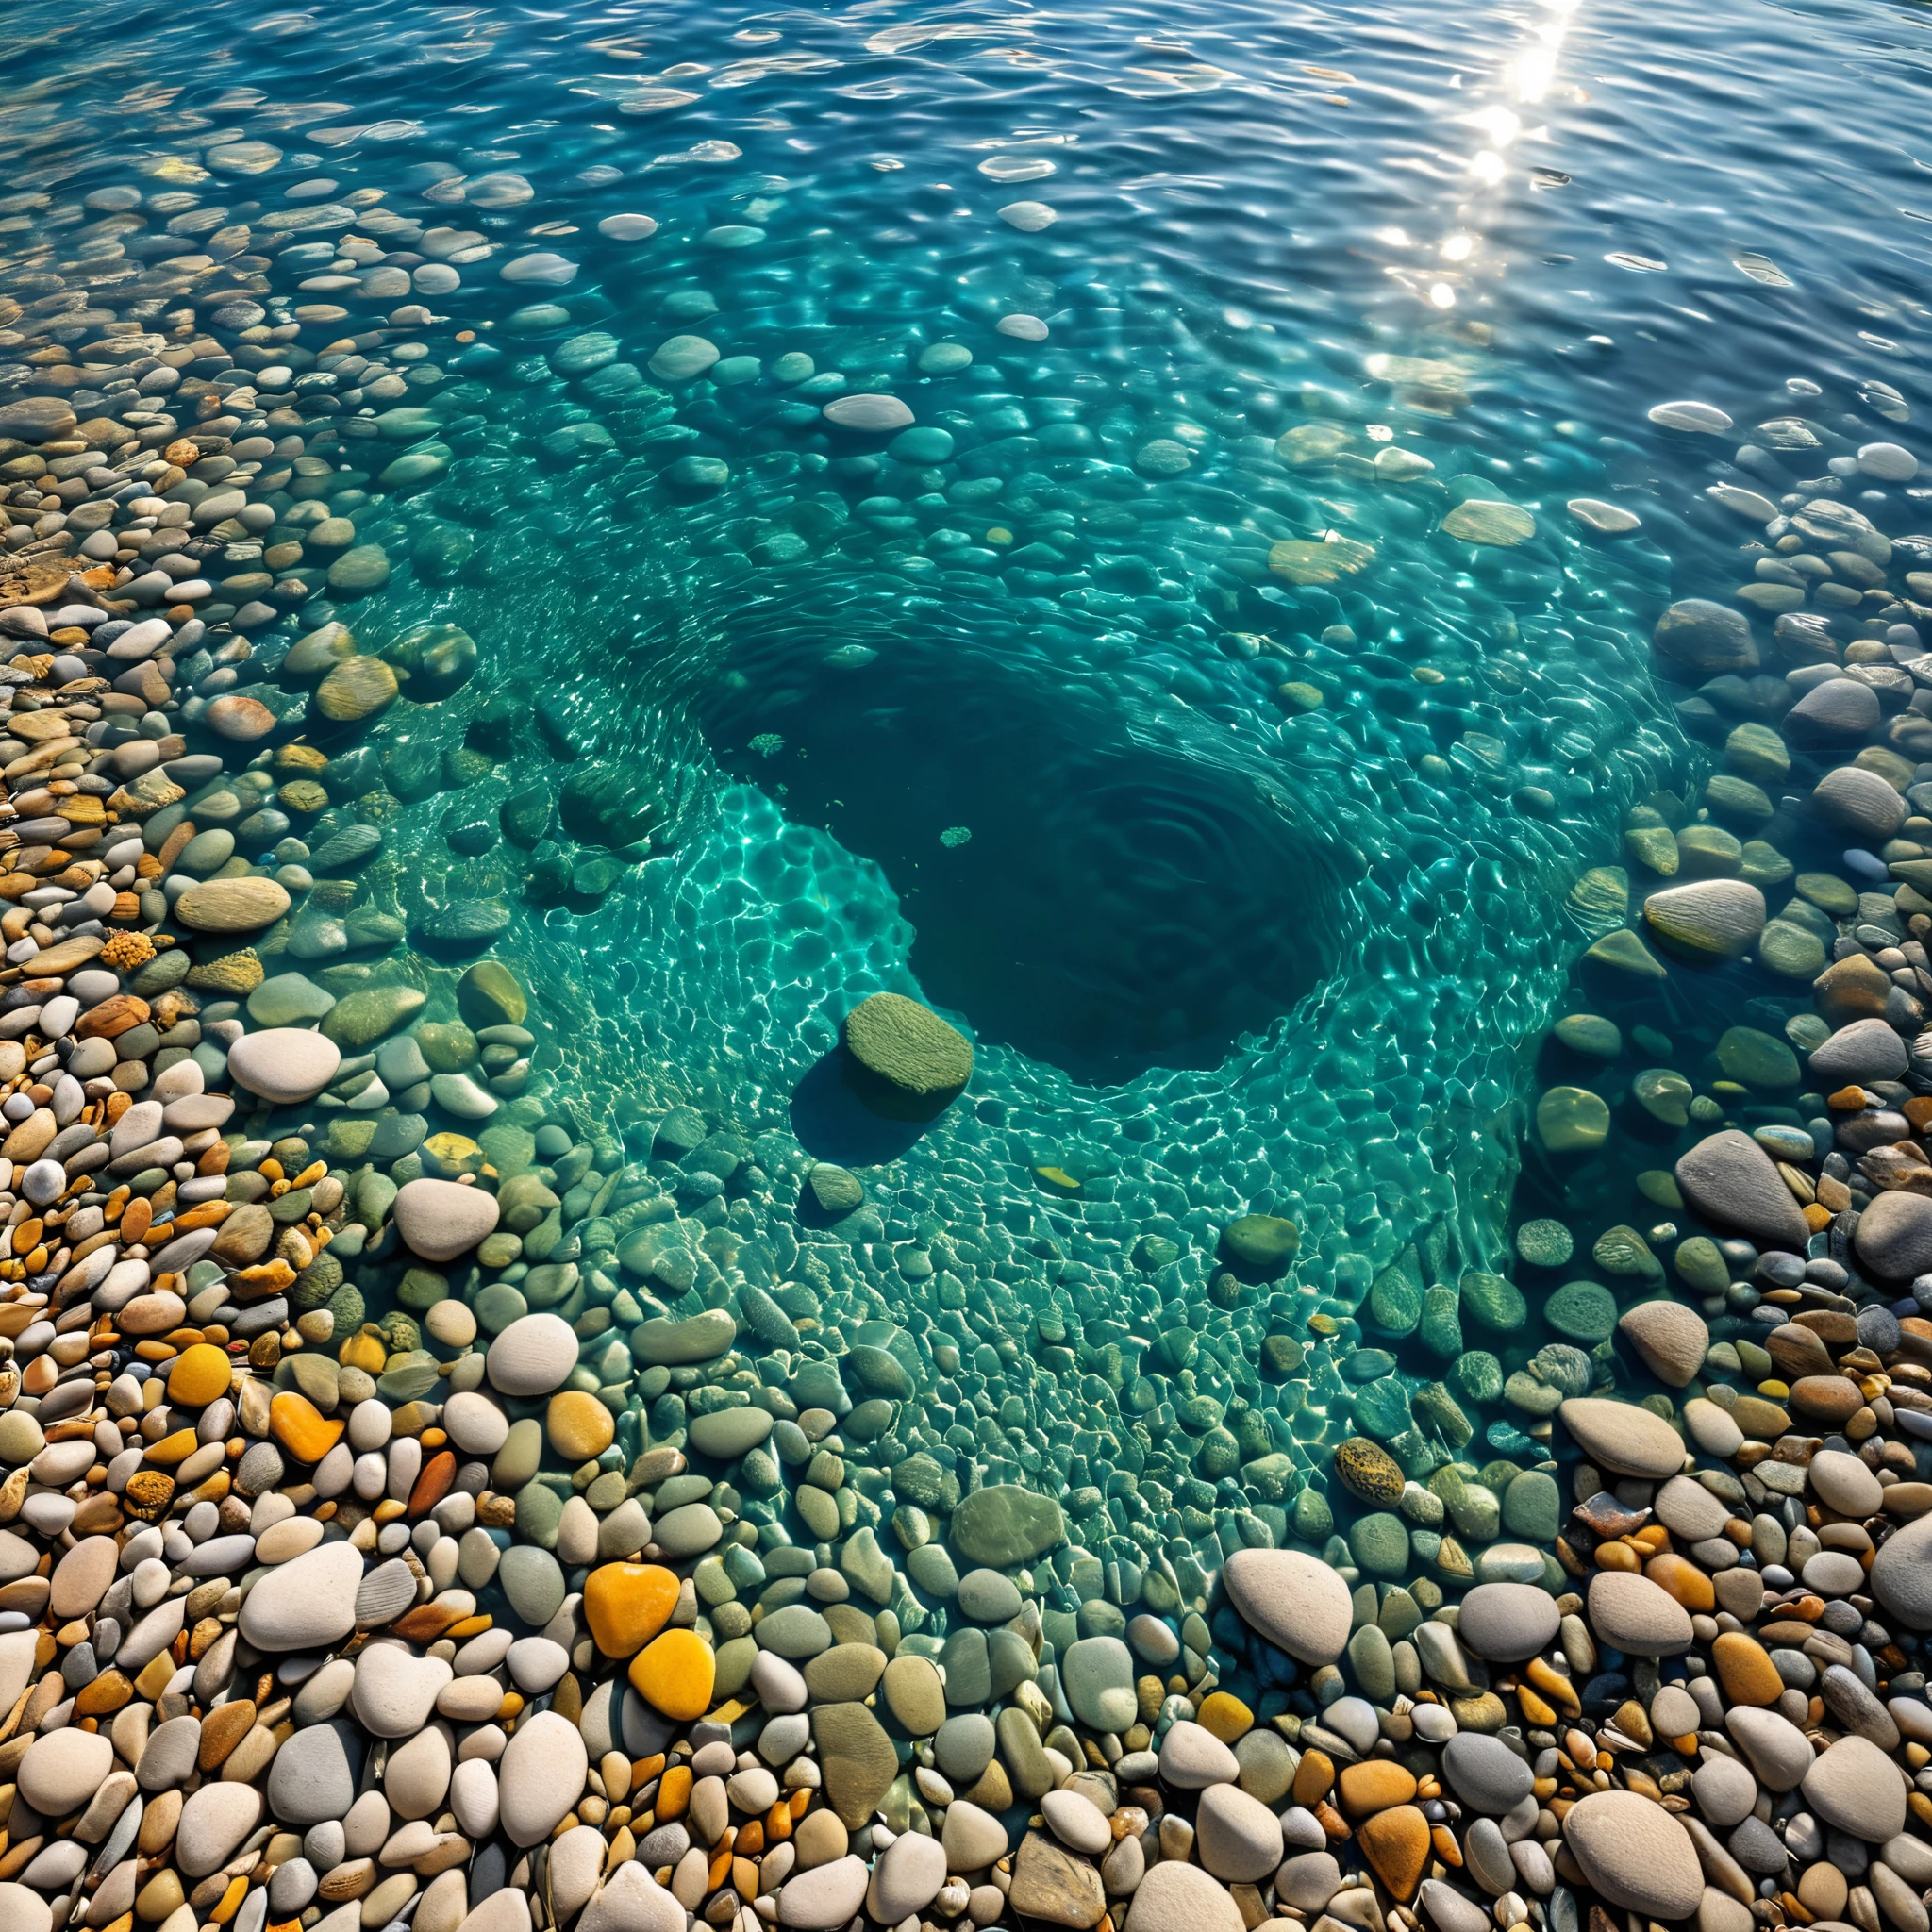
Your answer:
497,1711 -> 588,1845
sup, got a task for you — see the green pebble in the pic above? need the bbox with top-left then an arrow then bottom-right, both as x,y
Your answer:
1500,1469 -> 1559,1541
1460,1271 -> 1526,1332
1292,1489 -> 1333,1541
1674,1236 -> 1729,1293
1347,1511 -> 1410,1578
1553,1014 -> 1621,1058
1544,1279 -> 1617,1343
1514,1219 -> 1573,1268
1453,1351 -> 1503,1405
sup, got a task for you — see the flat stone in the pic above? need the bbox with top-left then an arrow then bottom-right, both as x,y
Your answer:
175,1782 -> 262,1877
778,1856 -> 870,1929
1803,1733 -> 1908,1841
631,1311 -> 737,1365
581,1867 -> 683,1932
1454,1582 -> 1559,1662
1653,599 -> 1757,676
393,1177 -> 499,1262
1588,1570 -> 1693,1656
882,1654 -> 945,1734
1644,878 -> 1764,958
488,1313 -> 579,1396
1124,1859 -> 1246,1932
1562,1790 -> 1703,1918
227,1028 -> 341,1104
1061,1635 -> 1136,1732
266,1720 -> 358,1824
812,1702 -> 898,1828
499,1545 -> 566,1627
1441,1733 -> 1534,1814
1221,1547 -> 1352,1663
1441,499 -> 1536,546
1009,1832 -> 1106,1928
803,1643 -> 886,1703
1649,401 -> 1733,433
1674,1128 -> 1808,1248
1857,1191 -> 1932,1279
842,992 -> 971,1115
498,1710 -> 587,1846
1814,765 -> 1907,841
175,877 -> 291,931
942,1798 -> 1009,1871
1158,1719 -> 1238,1789
1727,1706 -> 1812,1789
1194,1781 -> 1283,1881
19,1728 -> 112,1815
1617,1300 -> 1709,1387
950,1483 -> 1062,1566
240,1541 -> 363,1651
348,1642 -> 451,1737
627,1627 -> 713,1719
823,394 -> 915,432
868,1830 -> 948,1924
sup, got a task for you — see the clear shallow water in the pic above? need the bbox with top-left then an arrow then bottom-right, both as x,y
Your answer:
5,0 -> 1932,1554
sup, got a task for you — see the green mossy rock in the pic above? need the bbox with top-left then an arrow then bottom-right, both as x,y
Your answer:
841,992 -> 973,1118
1460,1271 -> 1526,1332
950,1484 -> 1064,1567
1222,1213 -> 1300,1274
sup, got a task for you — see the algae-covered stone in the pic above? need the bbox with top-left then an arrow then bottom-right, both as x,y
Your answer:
322,985 -> 425,1048
1631,1071 -> 1695,1134
891,1454 -> 959,1514
1460,1273 -> 1524,1333
1419,1286 -> 1462,1359
1334,1437 -> 1404,1506
634,1311 -> 736,1366
1367,1247 -> 1421,1337
1725,723 -> 1789,783
1513,1220 -> 1572,1268
950,1485 -> 1063,1567
315,657 -> 399,723
1623,808 -> 1679,876
175,877 -> 291,932
1222,1214 -> 1299,1273
1500,1470 -> 1559,1541
1643,879 -> 1765,958
1441,499 -> 1535,546
458,960 -> 527,1028
1545,1280 -> 1617,1343
1591,1225 -> 1660,1280
1583,928 -> 1667,981
1535,1085 -> 1608,1153
841,993 -> 972,1118
812,1703 -> 899,1828
1653,599 -> 1757,675
1349,1513 -> 1410,1579
1553,1014 -> 1621,1058
1757,920 -> 1828,980
1716,1026 -> 1799,1089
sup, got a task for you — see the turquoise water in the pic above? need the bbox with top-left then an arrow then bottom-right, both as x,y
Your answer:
5,0 -> 1931,1592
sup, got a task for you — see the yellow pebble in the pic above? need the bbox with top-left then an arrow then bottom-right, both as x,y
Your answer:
583,1562 -> 680,1657
142,1427 -> 201,1467
338,1332 -> 388,1374
1195,1690 -> 1254,1743
1757,1379 -> 1790,1399
547,1391 -> 615,1462
167,1342 -> 232,1408
269,1391 -> 344,1463
628,1628 -> 715,1721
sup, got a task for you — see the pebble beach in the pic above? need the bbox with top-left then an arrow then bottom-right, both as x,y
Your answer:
1,12 -> 1932,1932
